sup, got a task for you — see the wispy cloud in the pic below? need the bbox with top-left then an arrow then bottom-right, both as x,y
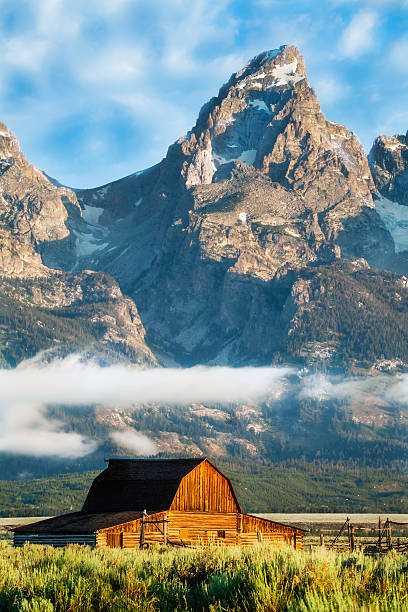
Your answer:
0,402 -> 96,459
313,74 -> 351,104
339,10 -> 379,58
110,430 -> 158,455
0,0 -> 406,184
388,35 -> 408,72
2,352 -> 408,459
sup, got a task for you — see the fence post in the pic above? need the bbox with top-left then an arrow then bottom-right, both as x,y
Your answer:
320,534 -> 325,547
387,519 -> 392,549
163,518 -> 167,546
378,517 -> 382,548
347,518 -> 351,552
139,509 -> 147,549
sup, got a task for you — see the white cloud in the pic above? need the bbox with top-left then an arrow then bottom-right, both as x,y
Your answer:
3,36 -> 50,72
0,354 -> 291,458
339,10 -> 379,58
388,35 -> 408,72
298,371 -> 408,406
330,0 -> 408,7
77,46 -> 146,85
110,430 -> 158,455
313,75 -> 351,104
0,402 -> 96,458
0,355 -> 290,405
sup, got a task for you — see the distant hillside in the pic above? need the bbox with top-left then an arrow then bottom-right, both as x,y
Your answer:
1,462 -> 408,517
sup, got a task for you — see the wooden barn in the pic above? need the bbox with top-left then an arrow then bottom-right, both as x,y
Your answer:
14,458 -> 305,549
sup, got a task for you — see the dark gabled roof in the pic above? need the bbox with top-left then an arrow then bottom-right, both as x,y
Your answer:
13,511 -> 150,534
81,457 -> 205,513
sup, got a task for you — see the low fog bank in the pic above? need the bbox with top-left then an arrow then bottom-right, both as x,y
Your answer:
1,354 -> 408,459
0,354 -> 291,458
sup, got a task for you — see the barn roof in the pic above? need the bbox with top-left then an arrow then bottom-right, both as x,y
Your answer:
13,511 -> 149,534
81,457 -> 205,513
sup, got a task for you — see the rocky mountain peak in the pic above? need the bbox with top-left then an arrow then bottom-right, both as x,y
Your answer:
0,45 -> 401,369
178,45 -> 310,188
0,119 -> 83,276
176,43 -> 374,217
369,131 -> 408,204
232,45 -> 306,88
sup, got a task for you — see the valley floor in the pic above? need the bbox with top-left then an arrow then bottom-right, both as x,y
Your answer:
1,542 -> 408,611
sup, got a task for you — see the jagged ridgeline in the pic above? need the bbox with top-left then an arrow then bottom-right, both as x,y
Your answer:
0,45 -> 408,369
3,45 -> 408,482
0,46 -> 408,366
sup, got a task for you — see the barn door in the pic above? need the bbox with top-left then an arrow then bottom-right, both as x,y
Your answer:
107,532 -> 123,548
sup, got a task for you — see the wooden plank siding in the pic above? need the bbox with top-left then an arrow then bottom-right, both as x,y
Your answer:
167,511 -> 238,546
240,514 -> 303,549
97,511 -> 304,549
170,459 -> 240,513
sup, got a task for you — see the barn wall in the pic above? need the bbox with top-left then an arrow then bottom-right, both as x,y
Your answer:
167,511 -> 239,546
97,512 -> 167,548
97,511 -> 304,549
170,460 -> 239,513
239,515 -> 304,549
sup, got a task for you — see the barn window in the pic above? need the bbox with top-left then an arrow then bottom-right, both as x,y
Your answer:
217,530 -> 226,538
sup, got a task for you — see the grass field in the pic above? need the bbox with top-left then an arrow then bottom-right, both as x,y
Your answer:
1,542 -> 408,611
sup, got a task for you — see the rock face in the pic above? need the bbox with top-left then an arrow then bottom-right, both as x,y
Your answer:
0,122 -> 154,365
369,131 -> 408,204
71,45 -> 394,364
368,131 -> 408,266
0,45 -> 406,368
0,121 -> 80,276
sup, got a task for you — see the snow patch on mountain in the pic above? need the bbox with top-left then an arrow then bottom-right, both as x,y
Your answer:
248,99 -> 271,114
82,205 -> 103,226
74,230 -> 108,257
213,149 -> 257,167
268,59 -> 305,87
239,149 -> 257,164
375,195 -> 408,253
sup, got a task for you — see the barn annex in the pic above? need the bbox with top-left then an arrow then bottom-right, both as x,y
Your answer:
14,458 -> 305,548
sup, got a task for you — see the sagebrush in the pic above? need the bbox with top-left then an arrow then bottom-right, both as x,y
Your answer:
2,542 -> 408,611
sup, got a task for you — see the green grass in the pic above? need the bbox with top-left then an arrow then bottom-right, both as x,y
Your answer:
2,542 -> 408,611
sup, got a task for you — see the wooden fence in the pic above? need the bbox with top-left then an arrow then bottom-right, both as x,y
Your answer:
318,517 -> 408,554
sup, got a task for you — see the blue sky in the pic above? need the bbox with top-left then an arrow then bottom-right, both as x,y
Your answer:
0,0 -> 407,188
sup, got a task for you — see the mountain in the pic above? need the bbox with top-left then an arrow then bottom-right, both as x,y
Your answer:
0,122 -> 154,366
1,45 -> 407,368
60,45 -> 400,366
368,132 -> 408,273
3,45 -> 408,485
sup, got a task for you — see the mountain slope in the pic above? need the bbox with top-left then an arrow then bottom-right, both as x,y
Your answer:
2,45 -> 408,482
72,46 -> 394,365
0,45 -> 406,369
0,122 -> 154,366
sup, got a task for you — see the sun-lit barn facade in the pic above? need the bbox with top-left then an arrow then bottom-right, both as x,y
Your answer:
14,458 -> 305,548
